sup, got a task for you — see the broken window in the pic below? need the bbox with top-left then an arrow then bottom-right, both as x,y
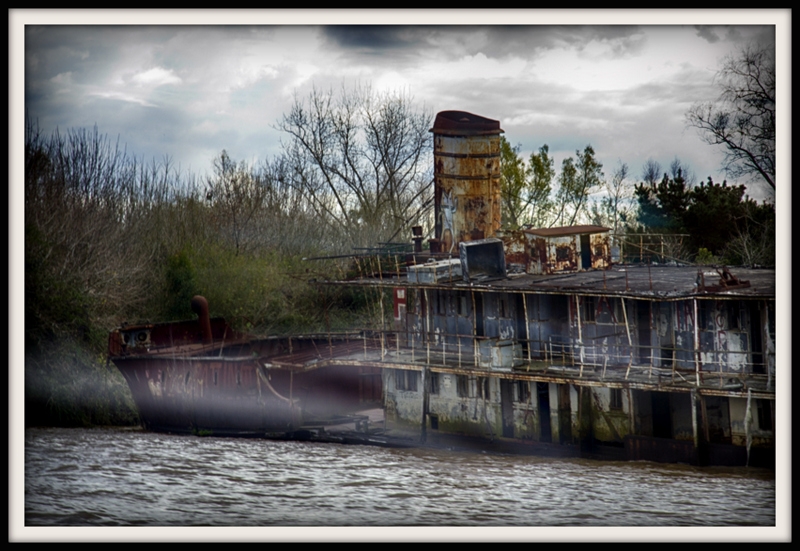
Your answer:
430,372 -> 440,395
610,388 -> 623,410
396,370 -> 418,392
517,381 -> 530,403
458,293 -> 468,317
698,300 -> 715,330
498,296 -> 508,318
727,301 -> 743,330
456,375 -> 470,398
477,377 -> 490,399
583,296 -> 596,323
437,291 -> 447,316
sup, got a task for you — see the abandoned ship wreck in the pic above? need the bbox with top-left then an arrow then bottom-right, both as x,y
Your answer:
108,110 -> 776,468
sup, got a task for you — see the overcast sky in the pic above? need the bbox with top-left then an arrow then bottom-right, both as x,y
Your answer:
17,12 -> 786,203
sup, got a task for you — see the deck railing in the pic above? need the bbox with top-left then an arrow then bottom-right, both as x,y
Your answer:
331,328 -> 775,393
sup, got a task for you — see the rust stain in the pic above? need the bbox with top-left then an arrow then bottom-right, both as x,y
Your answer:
432,111 -> 503,254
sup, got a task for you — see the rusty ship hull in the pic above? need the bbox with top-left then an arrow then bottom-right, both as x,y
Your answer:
108,297 -> 382,438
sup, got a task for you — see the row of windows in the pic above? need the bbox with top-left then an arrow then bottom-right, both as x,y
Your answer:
433,291 -> 470,317
398,370 -> 623,412
422,290 -> 631,325
395,371 -> 489,398
413,291 -> 766,338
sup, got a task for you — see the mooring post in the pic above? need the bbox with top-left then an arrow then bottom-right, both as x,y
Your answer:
691,388 -> 699,462
578,386 -> 593,456
420,366 -> 429,443
424,288 -> 431,365
523,293 -> 531,364
693,298 -> 701,387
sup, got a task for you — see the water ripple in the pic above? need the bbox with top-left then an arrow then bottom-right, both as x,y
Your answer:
24,427 -> 775,527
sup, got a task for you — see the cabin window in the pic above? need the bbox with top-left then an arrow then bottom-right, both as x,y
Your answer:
437,292 -> 448,315
583,296 -> 597,323
458,293 -> 468,317
726,301 -> 744,330
408,289 -> 418,315
517,381 -> 530,403
556,246 -> 570,262
498,296 -> 508,318
610,388 -> 623,410
456,375 -> 470,398
430,372 -> 440,395
698,301 -> 715,330
396,370 -> 418,392
596,296 -> 620,324
477,377 -> 490,399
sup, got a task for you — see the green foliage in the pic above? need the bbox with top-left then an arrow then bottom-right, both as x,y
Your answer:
682,178 -> 751,255
25,223 -> 94,351
499,137 -> 527,227
695,248 -> 718,265
553,146 -> 603,227
163,248 -> 198,321
634,168 -> 692,232
525,145 -> 555,227
573,145 -> 604,225
635,171 -> 775,266
553,157 -> 577,226
499,138 -> 554,228
24,108 -> 434,427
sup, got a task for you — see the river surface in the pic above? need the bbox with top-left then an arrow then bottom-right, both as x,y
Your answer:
18,426 -> 782,540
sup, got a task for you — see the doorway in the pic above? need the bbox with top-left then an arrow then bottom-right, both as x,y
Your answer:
537,382 -> 552,442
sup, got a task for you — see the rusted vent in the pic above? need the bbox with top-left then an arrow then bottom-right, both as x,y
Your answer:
431,110 -> 503,136
459,238 -> 507,283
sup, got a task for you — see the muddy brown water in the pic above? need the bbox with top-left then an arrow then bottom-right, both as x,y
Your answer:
22,425 -> 776,533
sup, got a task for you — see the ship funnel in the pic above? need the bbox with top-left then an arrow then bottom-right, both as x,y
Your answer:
431,111 -> 504,255
191,295 -> 213,344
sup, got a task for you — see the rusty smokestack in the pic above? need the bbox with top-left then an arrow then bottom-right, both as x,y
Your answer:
191,295 -> 213,345
431,111 -> 504,255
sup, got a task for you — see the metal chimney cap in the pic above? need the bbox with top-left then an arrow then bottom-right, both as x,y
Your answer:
431,110 -> 504,136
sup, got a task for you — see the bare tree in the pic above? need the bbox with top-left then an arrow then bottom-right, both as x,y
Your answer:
205,150 -> 271,256
591,160 -> 636,234
641,158 -> 662,188
25,121 -> 180,338
686,43 -> 775,191
669,157 -> 697,187
277,84 -> 434,249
